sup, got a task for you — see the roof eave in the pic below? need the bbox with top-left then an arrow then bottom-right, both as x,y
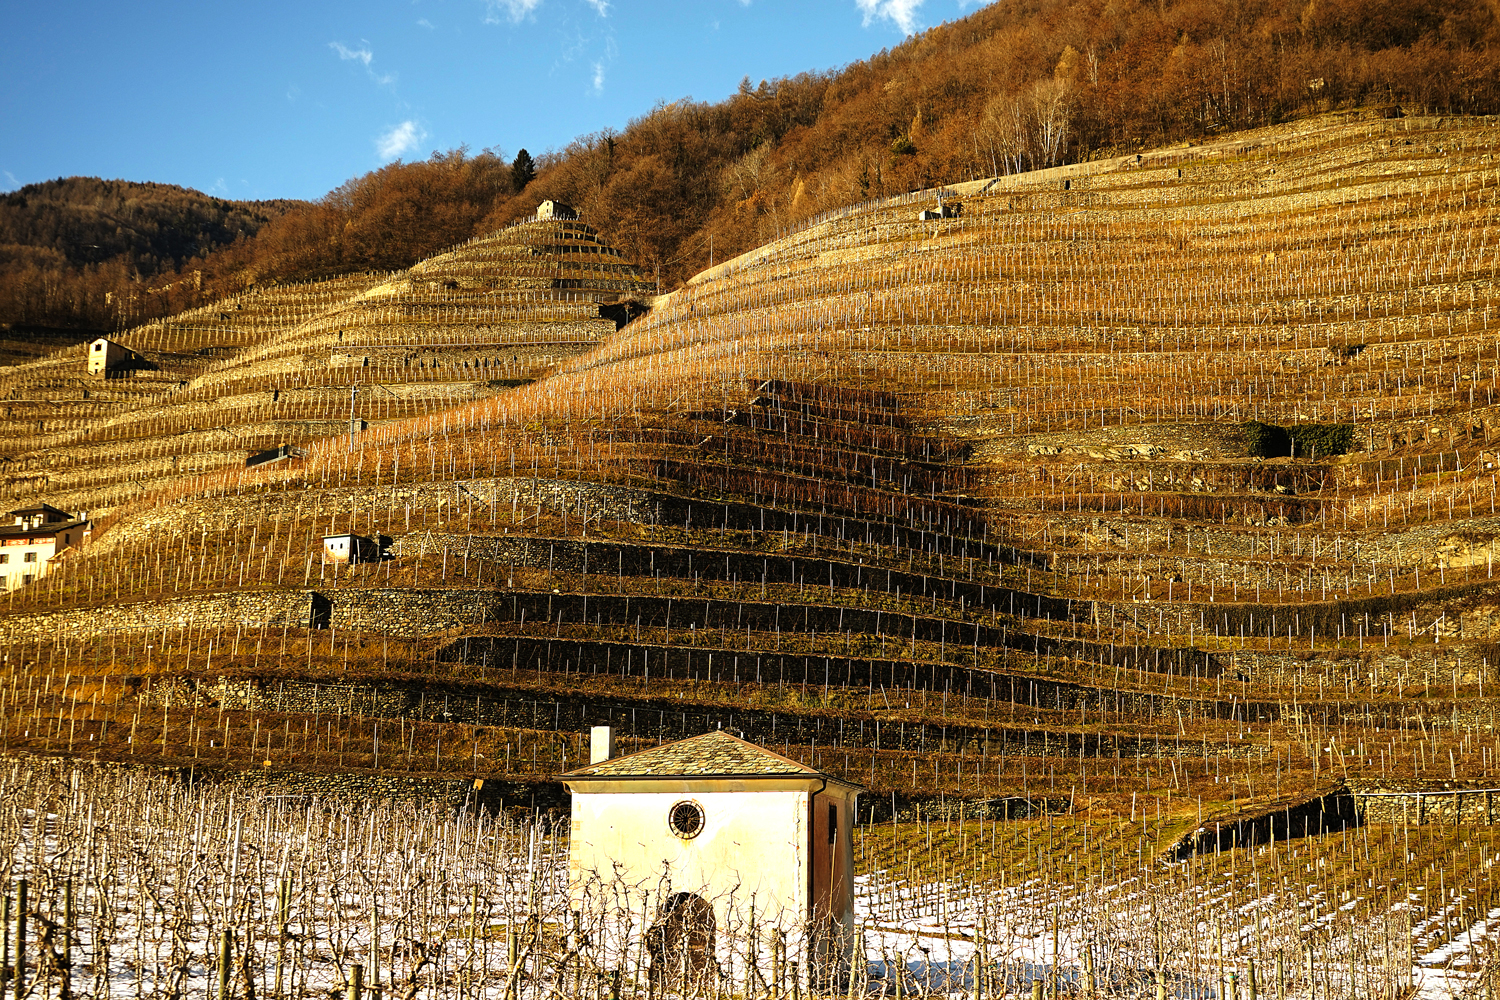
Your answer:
559,772 -> 865,795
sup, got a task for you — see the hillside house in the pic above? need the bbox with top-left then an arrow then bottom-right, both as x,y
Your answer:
561,729 -> 863,991
86,337 -> 139,376
0,504 -> 88,591
537,200 -> 578,221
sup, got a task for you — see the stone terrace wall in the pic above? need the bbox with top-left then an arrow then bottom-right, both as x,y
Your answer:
1352,786 -> 1500,825
90,478 -> 691,555
132,673 -> 1160,759
0,749 -> 562,812
1094,582 -> 1500,642
1,590 -> 315,644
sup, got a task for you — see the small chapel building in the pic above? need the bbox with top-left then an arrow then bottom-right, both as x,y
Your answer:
560,729 -> 863,990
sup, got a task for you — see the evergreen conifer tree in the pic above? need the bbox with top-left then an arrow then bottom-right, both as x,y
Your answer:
511,149 -> 535,192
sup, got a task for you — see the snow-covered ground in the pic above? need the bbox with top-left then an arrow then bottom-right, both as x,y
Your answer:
1,763 -> 1494,999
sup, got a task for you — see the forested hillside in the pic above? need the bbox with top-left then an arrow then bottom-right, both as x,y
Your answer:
4,0 -> 1496,331
0,178 -> 299,332
506,0 -> 1500,286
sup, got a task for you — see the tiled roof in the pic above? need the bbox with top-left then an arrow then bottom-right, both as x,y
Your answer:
0,518 -> 86,539
564,731 -> 821,778
8,503 -> 72,518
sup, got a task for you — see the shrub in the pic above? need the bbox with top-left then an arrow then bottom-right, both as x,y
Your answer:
1290,422 -> 1354,458
1242,421 -> 1291,458
1243,421 -> 1353,458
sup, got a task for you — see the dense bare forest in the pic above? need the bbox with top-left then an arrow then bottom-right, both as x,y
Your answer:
0,178 -> 299,333
3,0 -> 1496,332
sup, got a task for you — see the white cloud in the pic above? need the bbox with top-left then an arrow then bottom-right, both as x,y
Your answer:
376,120 -> 426,160
483,0 -> 542,23
330,40 -> 396,87
2,171 -> 19,191
855,0 -> 924,34
591,60 -> 606,92
584,0 -> 609,14
417,17 -> 435,29
329,41 -> 373,66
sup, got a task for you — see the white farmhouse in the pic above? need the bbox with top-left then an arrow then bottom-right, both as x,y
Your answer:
560,729 -> 862,991
0,504 -> 88,591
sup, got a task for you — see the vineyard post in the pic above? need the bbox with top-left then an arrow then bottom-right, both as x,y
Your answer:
216,929 -> 232,1000
1398,905 -> 1410,995
13,879 -> 24,1000
61,878 -> 72,1000
274,878 -> 289,997
370,901 -> 380,990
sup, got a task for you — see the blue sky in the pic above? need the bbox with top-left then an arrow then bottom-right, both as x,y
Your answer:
0,0 -> 984,203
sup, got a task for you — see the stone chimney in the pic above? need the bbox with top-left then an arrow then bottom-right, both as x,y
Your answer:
590,725 -> 614,765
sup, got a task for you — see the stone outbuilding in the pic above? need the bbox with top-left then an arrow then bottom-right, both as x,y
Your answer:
322,533 -> 380,564
0,504 -> 88,591
246,445 -> 305,469
86,337 -> 140,376
560,729 -> 863,991
919,201 -> 962,221
537,200 -> 578,221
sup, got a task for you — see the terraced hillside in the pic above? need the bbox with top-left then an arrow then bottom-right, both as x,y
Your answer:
4,112 -> 1500,986
0,218 -> 649,518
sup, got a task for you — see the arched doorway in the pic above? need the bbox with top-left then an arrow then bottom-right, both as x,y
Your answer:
646,892 -> 716,992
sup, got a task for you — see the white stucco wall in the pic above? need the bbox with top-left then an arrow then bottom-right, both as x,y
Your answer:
0,537 -> 58,591
570,786 -> 809,930
87,339 -> 128,375
565,769 -> 861,984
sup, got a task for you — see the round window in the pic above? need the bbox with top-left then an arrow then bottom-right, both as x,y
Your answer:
668,800 -> 705,840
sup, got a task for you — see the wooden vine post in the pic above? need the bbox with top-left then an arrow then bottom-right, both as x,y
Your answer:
275,878 -> 290,997
62,879 -> 72,1000
216,929 -> 232,1000
13,879 -> 24,1000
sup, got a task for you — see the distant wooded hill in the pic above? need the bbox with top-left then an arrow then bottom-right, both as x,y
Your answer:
0,177 -> 301,332
4,0 -> 1496,333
